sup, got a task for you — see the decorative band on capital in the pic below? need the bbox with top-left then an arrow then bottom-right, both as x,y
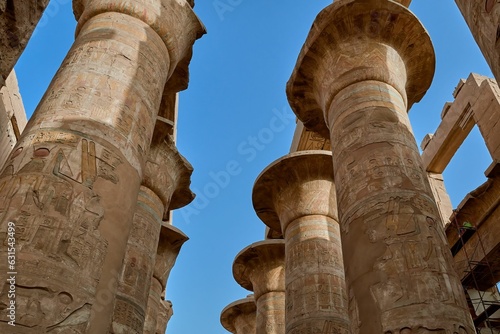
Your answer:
286,0 -> 435,138
74,0 -> 206,76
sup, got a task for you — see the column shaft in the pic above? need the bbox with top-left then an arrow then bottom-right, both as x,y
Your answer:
285,215 -> 348,334
328,80 -> 473,332
143,277 -> 163,334
0,10 -> 169,332
111,186 -> 163,333
256,291 -> 285,334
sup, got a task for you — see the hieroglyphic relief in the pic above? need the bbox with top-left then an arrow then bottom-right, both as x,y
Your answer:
0,129 -> 128,331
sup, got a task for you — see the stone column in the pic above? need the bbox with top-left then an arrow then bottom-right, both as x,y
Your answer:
0,0 -> 204,331
286,0 -> 474,332
233,240 -> 285,334
0,0 -> 50,80
454,0 -> 500,84
221,296 -> 257,334
143,223 -> 189,333
111,138 -> 194,333
253,150 -> 349,334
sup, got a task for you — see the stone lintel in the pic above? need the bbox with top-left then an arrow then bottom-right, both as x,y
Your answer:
421,73 -> 500,173
143,137 -> 195,218
153,223 -> 189,290
75,0 -> 206,79
286,0 -> 434,138
252,150 -> 336,235
232,240 -> 285,299
220,296 -> 257,334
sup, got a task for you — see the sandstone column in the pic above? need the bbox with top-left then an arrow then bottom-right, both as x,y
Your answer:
0,0 -> 204,331
454,0 -> 500,84
0,0 -> 50,80
143,223 -> 189,333
221,296 -> 257,334
286,0 -> 474,332
253,150 -> 349,334
111,138 -> 194,333
233,240 -> 285,334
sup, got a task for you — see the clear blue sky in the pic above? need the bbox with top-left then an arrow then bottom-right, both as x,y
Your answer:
15,1 -> 494,333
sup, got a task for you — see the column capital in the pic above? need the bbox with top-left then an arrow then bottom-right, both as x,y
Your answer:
220,296 -> 256,334
153,223 -> 189,290
143,137 -> 195,215
74,0 -> 206,80
233,240 -> 285,300
252,150 -> 336,235
286,0 -> 434,138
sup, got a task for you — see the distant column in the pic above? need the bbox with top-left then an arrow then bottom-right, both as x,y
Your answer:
287,0 -> 474,332
253,150 -> 349,334
111,138 -> 194,333
221,296 -> 257,334
143,224 -> 189,333
0,0 -> 204,331
233,240 -> 285,334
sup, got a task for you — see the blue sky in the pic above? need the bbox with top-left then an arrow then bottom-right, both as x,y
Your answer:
15,1 -> 494,333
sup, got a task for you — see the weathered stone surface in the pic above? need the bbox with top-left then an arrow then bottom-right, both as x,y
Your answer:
420,74 -> 500,172
143,223 -> 188,333
0,0 -> 204,332
289,120 -> 330,152
253,151 -> 349,334
427,172 -> 454,227
287,0 -> 434,139
0,70 -> 27,169
420,73 -> 500,227
287,0 -> 474,332
233,240 -> 285,334
221,296 -> 257,334
111,136 -> 194,333
0,1 -> 49,80
156,298 -> 173,334
143,136 -> 195,215
447,173 -> 500,290
111,186 -> 163,334
454,0 -> 500,84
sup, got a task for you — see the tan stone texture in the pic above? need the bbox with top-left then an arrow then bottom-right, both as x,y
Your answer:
454,0 -> 500,84
0,0 -> 204,332
111,132 -> 196,333
111,186 -> 163,334
287,0 -> 474,332
143,223 -> 188,333
289,120 -> 330,152
253,151 -> 349,334
221,296 -> 257,334
156,298 -> 173,334
427,172 -> 454,227
0,70 -> 27,169
447,170 -> 500,290
233,240 -> 285,334
0,1 -> 49,79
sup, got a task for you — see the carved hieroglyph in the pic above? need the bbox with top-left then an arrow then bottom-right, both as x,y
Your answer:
287,0 -> 474,332
253,151 -> 349,334
221,296 -> 257,334
111,136 -> 194,334
143,223 -> 189,334
233,240 -> 285,334
0,0 -> 204,332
